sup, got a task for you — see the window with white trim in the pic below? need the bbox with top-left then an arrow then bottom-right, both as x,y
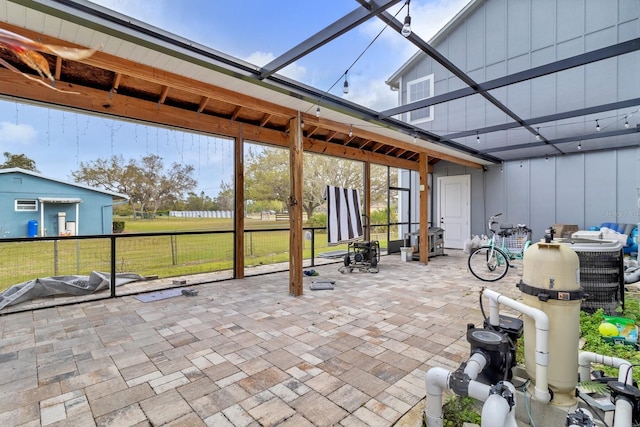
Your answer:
407,74 -> 434,124
15,199 -> 38,211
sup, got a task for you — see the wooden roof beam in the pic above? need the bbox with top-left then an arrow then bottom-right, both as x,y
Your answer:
54,56 -> 62,81
260,113 -> 272,127
306,126 -> 319,137
230,105 -> 242,120
343,135 -> 356,145
359,139 -> 373,149
111,72 -> 122,94
158,85 -> 170,104
197,96 -> 209,113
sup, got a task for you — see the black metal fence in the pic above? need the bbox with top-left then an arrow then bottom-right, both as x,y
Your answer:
0,227 -> 389,313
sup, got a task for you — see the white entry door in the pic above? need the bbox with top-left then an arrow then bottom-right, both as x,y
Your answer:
437,175 -> 470,249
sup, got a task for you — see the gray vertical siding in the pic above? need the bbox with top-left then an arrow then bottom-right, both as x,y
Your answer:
434,146 -> 639,241
397,0 -> 639,242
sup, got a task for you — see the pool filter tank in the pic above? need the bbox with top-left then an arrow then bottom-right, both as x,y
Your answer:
518,241 -> 582,406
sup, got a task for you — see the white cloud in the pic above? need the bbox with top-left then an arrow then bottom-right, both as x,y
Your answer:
346,76 -> 398,112
0,122 -> 38,145
244,51 -> 275,67
243,51 -> 308,82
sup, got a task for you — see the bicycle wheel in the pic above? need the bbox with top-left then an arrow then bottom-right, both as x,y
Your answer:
468,246 -> 509,282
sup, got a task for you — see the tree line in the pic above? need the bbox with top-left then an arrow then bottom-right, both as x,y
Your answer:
2,147 -> 395,220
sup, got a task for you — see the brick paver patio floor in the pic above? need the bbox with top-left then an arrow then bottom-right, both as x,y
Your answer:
0,249 -> 523,426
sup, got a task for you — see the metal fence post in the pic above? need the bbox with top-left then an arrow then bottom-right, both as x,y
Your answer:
110,235 -> 116,298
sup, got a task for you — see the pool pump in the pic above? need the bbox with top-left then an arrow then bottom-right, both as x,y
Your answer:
466,324 -> 518,386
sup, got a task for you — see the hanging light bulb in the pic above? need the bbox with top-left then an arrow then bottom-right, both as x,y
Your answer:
349,125 -> 353,137
413,133 -> 417,143
476,131 -> 480,143
536,128 -> 541,140
578,141 -> 582,150
545,155 -> 548,162
300,119 -> 305,129
595,119 -> 600,131
316,106 -> 320,117
625,117 -> 630,128
343,72 -> 349,95
401,0 -> 412,37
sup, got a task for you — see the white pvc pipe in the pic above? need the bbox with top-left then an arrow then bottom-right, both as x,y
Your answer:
425,367 -> 449,427
424,366 -> 493,427
464,351 -> 488,380
483,289 -> 551,403
468,380 -> 491,402
614,399 -> 633,427
578,351 -> 633,427
481,382 -> 518,427
578,352 -> 632,384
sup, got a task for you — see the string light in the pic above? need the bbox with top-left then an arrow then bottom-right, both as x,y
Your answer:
595,119 -> 600,131
349,125 -> 353,137
300,119 -> 305,129
342,72 -> 349,95
578,141 -> 582,150
401,0 -> 412,37
476,131 -> 480,143
316,106 -> 320,117
625,117 -> 629,128
535,128 -> 541,140
413,133 -> 417,143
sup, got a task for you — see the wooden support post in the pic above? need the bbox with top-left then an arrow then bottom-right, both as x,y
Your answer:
364,161 -> 371,241
419,152 -> 429,265
289,114 -> 304,296
234,135 -> 245,278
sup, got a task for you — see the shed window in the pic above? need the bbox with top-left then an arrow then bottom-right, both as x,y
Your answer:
15,199 -> 38,211
407,74 -> 434,124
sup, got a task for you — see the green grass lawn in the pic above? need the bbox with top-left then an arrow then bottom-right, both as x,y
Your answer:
0,217 -> 387,291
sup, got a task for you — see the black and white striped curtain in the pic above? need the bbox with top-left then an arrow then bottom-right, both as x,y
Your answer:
325,185 -> 363,245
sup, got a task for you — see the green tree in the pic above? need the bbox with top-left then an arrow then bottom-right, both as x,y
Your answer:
244,146 -> 388,219
185,191 -> 215,211
214,180 -> 234,211
0,152 -> 39,172
72,154 -> 196,219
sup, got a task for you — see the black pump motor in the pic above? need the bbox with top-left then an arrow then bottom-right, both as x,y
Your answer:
466,324 -> 516,385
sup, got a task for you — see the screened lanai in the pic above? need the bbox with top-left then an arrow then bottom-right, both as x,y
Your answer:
0,0 -> 637,298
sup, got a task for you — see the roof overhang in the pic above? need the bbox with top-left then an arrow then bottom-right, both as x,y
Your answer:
38,197 -> 82,203
0,0 -> 492,168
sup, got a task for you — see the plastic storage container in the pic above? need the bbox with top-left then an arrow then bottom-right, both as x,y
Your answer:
27,219 -> 38,238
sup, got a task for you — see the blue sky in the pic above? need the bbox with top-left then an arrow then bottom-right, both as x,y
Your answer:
0,0 -> 468,197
